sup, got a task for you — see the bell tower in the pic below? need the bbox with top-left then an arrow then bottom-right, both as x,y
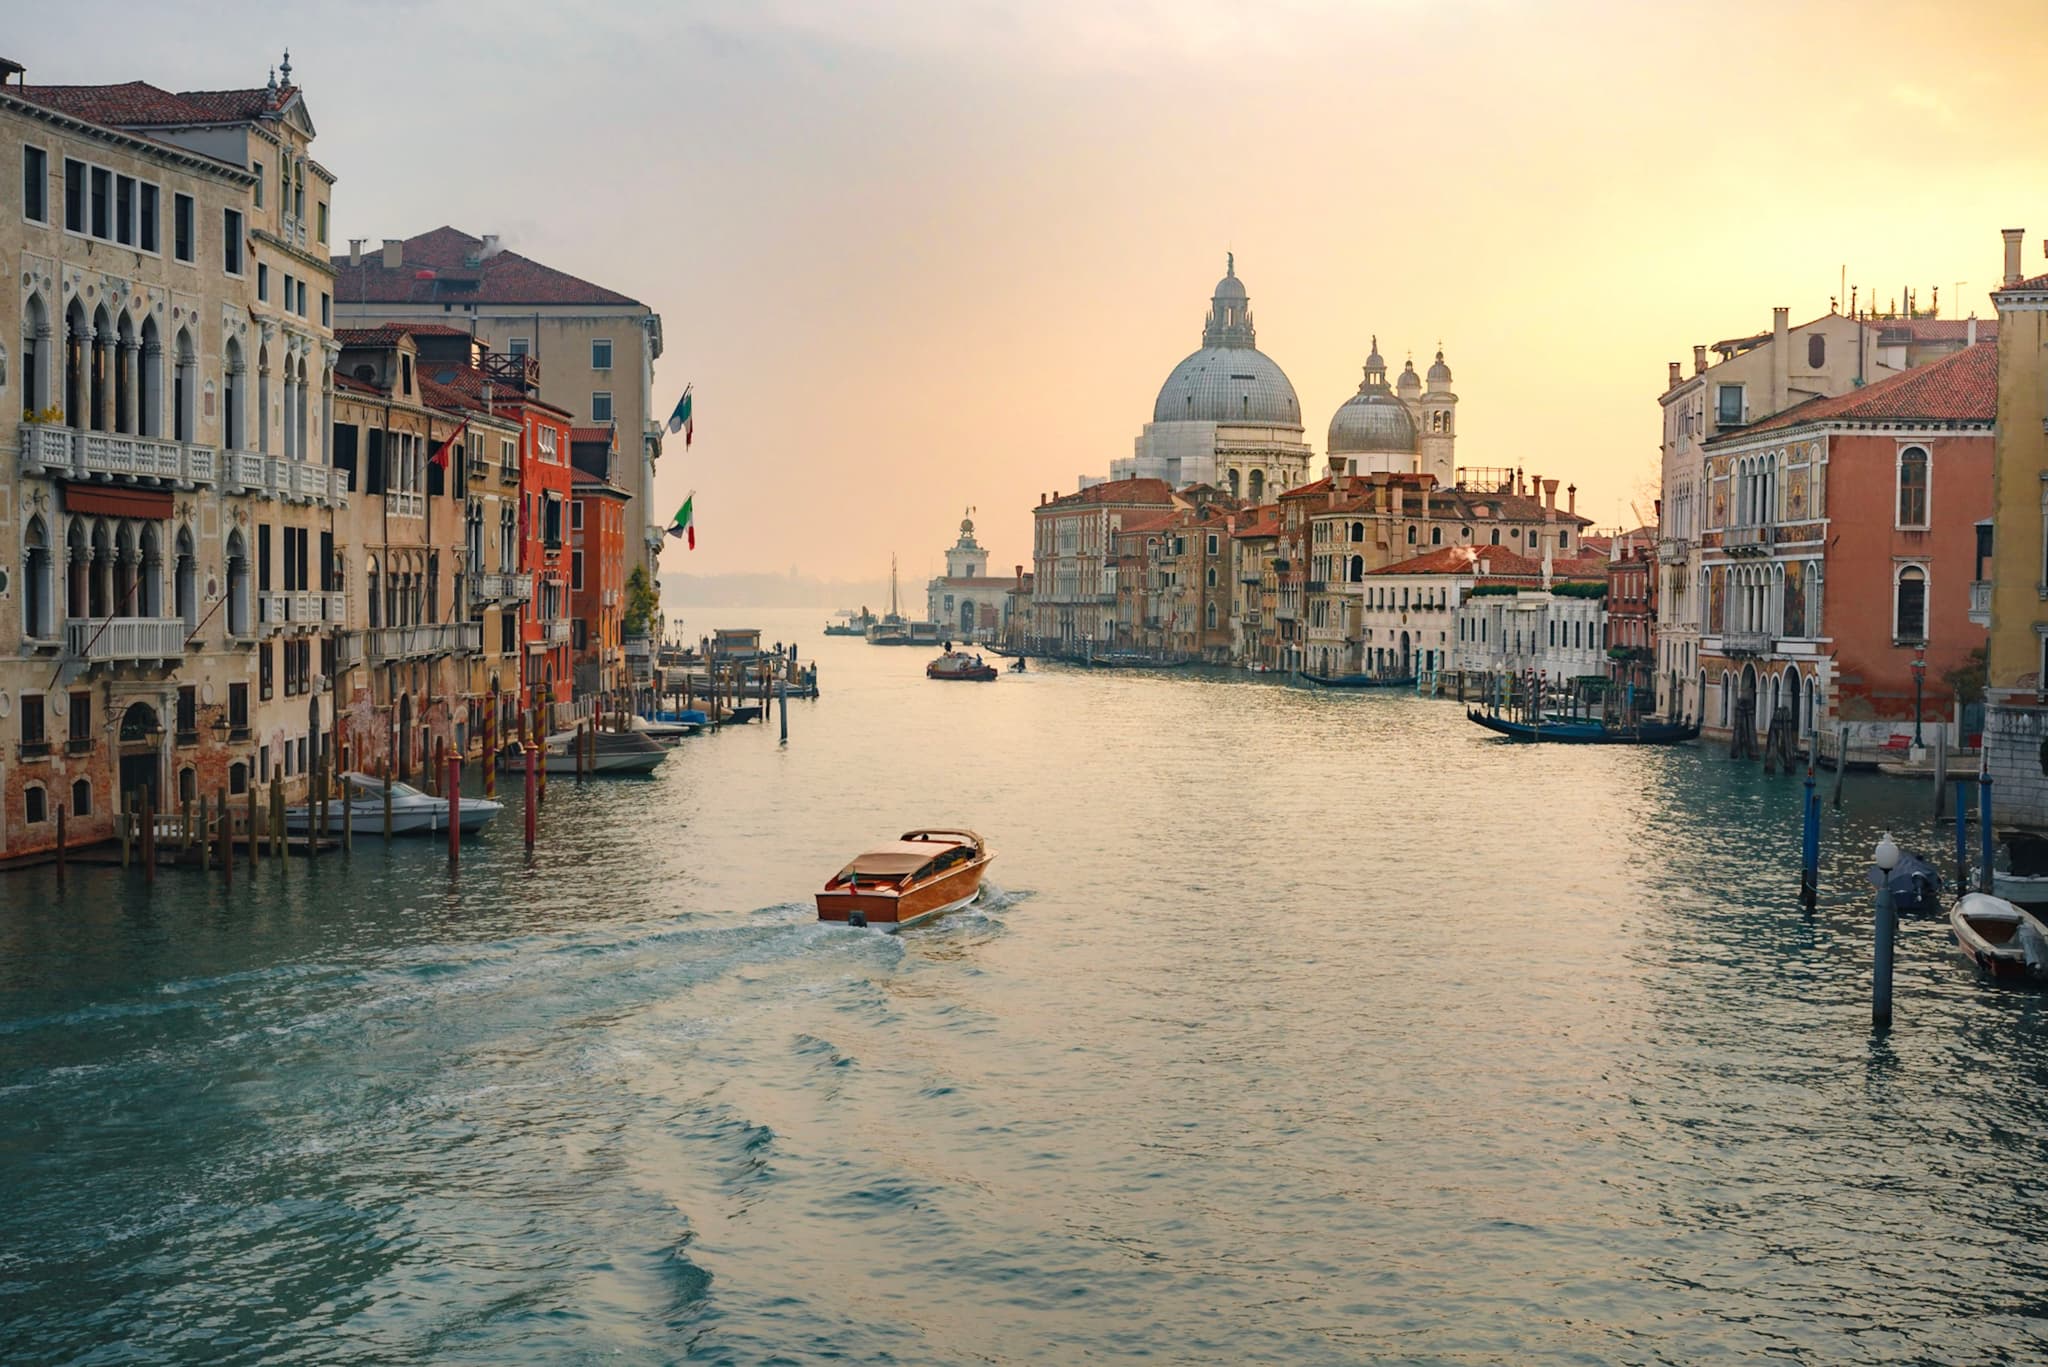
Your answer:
945,508 -> 984,579
1419,348 -> 1458,486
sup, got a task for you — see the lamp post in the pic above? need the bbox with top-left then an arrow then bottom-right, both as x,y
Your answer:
1911,646 -> 1927,749
1871,833 -> 1902,1028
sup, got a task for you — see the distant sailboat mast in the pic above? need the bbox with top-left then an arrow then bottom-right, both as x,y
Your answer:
890,554 -> 899,618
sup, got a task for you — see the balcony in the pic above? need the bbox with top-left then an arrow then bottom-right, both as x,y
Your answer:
476,571 -> 533,603
21,422 -> 216,487
365,621 -> 482,662
1723,629 -> 1775,657
65,616 -> 188,662
481,350 -> 541,392
1657,536 -> 1693,565
1723,525 -> 1774,555
543,619 -> 573,645
1971,579 -> 1992,627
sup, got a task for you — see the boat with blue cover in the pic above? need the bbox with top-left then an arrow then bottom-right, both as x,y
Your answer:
1465,708 -> 1699,745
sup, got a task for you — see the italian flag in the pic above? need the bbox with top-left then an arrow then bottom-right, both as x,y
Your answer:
668,491 -> 696,549
667,385 -> 694,446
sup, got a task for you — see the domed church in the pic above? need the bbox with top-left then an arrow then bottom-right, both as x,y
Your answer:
1326,339 -> 1458,486
1110,256 -> 1315,502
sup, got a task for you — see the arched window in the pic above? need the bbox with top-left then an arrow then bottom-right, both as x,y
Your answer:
1406,525 -> 1417,545
225,529 -> 249,636
1490,528 -> 1501,546
22,291 -> 49,414
366,555 -> 381,629
23,515 -> 52,640
139,315 -> 161,437
1808,333 -> 1826,369
1897,446 -> 1929,527
179,766 -> 196,803
174,526 -> 196,630
173,328 -> 196,442
1205,601 -> 1217,629
1249,470 -> 1266,504
1895,565 -> 1927,643
72,777 -> 92,817
25,785 -> 47,824
230,762 -> 249,795
1350,521 -> 1364,542
1431,526 -> 1443,546
1349,554 -> 1364,582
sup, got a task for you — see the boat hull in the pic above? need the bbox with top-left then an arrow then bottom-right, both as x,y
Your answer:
1466,708 -> 1699,745
284,798 -> 502,837
1301,673 -> 1414,688
1949,893 -> 2048,982
816,853 -> 994,931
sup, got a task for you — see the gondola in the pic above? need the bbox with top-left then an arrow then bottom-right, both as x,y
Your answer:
1300,672 -> 1415,689
1465,708 -> 1700,745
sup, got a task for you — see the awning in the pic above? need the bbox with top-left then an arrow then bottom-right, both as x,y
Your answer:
62,483 -> 174,520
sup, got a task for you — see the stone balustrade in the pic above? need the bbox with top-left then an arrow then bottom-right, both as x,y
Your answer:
65,616 -> 188,661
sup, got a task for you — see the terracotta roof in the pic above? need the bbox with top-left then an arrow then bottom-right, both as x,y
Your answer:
1371,546 -> 1538,577
13,80 -> 296,126
333,373 -> 381,396
1042,478 -> 1174,511
1115,509 -> 1180,537
335,325 -> 416,349
569,426 -> 615,446
571,475 -> 629,496
333,226 -> 641,308
1731,340 -> 1997,436
1233,506 -> 1281,538
415,367 -> 575,421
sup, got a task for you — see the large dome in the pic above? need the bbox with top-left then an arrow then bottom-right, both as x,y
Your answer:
1154,346 -> 1301,425
1151,255 -> 1301,426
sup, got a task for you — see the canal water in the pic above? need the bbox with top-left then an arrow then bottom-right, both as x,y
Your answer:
4,608 -> 2045,1365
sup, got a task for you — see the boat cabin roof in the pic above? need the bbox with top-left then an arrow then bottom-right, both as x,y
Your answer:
839,835 -> 978,878
344,771 -> 424,799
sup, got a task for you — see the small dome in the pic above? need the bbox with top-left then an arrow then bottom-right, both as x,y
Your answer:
1427,349 -> 1453,387
1328,391 -> 1417,454
1212,272 -> 1247,302
1396,359 -> 1422,395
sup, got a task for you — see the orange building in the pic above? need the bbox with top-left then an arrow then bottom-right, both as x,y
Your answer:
570,426 -> 630,697
1695,341 -> 1994,751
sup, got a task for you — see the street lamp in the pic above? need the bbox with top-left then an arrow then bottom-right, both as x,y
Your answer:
1911,646 -> 1927,749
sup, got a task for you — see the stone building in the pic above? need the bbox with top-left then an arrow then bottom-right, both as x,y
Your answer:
0,56 -> 348,859
1028,478 -> 1176,652
926,510 -> 1017,640
570,426 -> 630,696
1693,340 -> 1993,751
332,227 -> 667,584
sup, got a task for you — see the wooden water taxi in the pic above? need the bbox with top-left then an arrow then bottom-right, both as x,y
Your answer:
927,650 -> 998,681
817,829 -> 993,932
1949,893 -> 2048,983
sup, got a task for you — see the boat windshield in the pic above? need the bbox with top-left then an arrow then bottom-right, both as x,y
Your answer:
347,774 -> 423,800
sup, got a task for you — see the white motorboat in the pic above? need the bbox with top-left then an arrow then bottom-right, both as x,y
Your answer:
1949,892 -> 2048,984
284,771 -> 504,837
539,728 -> 668,775
630,714 -> 702,745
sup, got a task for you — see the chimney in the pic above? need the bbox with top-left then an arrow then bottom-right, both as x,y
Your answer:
1968,315 -> 1979,346
1668,360 -> 1681,389
2003,228 -> 2025,287
381,238 -> 403,270
1693,344 -> 1707,376
1039,492 -> 1046,506
1567,483 -> 1577,518
1543,478 -> 1559,517
348,238 -> 363,268
1770,306 -> 1789,414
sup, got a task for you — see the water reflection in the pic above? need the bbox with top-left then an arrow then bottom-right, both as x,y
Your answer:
3,608 -> 2046,1364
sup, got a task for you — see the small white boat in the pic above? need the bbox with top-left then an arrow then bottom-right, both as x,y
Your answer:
540,728 -> 668,775
1949,893 -> 2048,983
631,714 -> 703,745
284,772 -> 504,837
1992,870 -> 2048,910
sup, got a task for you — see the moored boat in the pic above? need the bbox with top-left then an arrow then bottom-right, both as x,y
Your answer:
1949,892 -> 2048,983
1301,672 -> 1415,688
532,728 -> 669,775
1466,708 -> 1700,745
817,829 -> 994,932
927,650 -> 998,681
284,772 -> 503,837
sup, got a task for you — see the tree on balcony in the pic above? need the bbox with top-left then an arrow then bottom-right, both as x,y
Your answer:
623,565 -> 658,636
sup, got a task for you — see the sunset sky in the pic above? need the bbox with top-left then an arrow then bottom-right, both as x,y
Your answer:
17,0 -> 2048,582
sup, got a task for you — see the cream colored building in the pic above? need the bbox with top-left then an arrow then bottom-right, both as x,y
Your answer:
0,56 -> 349,860
332,228 -> 667,582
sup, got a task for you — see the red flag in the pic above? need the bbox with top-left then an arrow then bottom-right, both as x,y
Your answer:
430,417 -> 469,469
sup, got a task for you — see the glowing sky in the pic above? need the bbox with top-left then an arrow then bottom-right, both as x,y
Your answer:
18,0 -> 2048,580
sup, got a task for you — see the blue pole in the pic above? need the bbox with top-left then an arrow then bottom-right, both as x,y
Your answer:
1800,769 -> 1819,910
1979,770 -> 1995,894
1873,857 -> 1896,1030
1955,776 -> 1971,891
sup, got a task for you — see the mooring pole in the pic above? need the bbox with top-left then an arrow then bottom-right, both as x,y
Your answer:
120,792 -> 132,869
779,678 -> 788,744
219,785 -> 232,890
1933,728 -> 1949,821
1979,769 -> 1995,894
141,786 -> 155,886
1800,768 -> 1819,911
342,765 -> 354,855
245,784 -> 257,875
448,753 -> 461,866
524,744 -> 538,851
383,758 -> 394,841
1873,834 -> 1899,1031
1955,776 -> 1971,890
54,804 -> 66,884
199,794 -> 211,873
1832,724 -> 1848,809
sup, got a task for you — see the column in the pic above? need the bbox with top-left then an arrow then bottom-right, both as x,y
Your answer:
120,341 -> 140,436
